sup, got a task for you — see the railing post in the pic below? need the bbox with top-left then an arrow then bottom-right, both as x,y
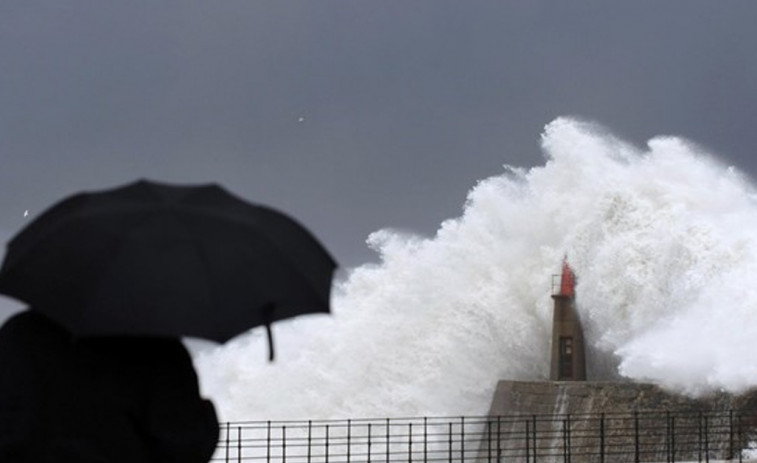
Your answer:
386,418 -> 390,463
562,417 -> 570,463
704,415 -> 710,463
526,420 -> 530,463
307,420 -> 312,463
460,416 -> 465,461
282,425 -> 286,463
562,418 -> 567,463
698,412 -> 703,462
424,417 -> 428,463
347,419 -> 352,463
266,421 -> 271,463
670,414 -> 676,463
408,423 -> 413,463
600,414 -> 605,463
487,418 -> 492,462
738,411 -> 743,463
461,416 -> 465,462
532,415 -> 537,462
666,412 -> 671,463
448,422 -> 453,463
325,424 -> 330,463
634,412 -> 640,463
225,422 -> 230,463
497,416 -> 502,462
237,426 -> 242,463
368,423 -> 372,461
568,414 -> 572,463
670,415 -> 676,463
729,410 -> 734,461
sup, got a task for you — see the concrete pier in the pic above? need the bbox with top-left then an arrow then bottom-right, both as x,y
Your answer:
478,381 -> 757,462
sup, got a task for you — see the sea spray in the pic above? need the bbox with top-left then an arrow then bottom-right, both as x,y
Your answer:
195,117 -> 757,421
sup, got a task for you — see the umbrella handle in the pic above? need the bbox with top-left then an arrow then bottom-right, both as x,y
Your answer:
265,323 -> 274,362
263,303 -> 275,362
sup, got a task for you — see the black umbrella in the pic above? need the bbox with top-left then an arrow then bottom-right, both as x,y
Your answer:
0,180 -> 336,355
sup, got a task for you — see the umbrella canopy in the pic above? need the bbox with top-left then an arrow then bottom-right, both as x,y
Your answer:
0,180 -> 337,344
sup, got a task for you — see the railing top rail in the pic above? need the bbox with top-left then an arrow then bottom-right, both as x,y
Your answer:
221,408 -> 757,427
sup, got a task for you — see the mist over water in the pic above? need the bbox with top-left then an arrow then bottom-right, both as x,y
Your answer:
196,117 -> 757,421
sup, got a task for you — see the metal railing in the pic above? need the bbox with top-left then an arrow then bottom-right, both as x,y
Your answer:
211,410 -> 757,462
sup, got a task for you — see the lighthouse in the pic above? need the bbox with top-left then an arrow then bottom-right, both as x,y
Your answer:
549,259 -> 586,381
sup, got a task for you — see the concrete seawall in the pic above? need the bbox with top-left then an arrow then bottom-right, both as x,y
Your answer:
487,381 -> 757,416
476,381 -> 757,462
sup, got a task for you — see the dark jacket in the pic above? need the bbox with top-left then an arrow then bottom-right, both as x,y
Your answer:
0,311 -> 218,462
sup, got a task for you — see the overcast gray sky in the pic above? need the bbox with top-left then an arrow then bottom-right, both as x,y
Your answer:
1,1 -> 756,273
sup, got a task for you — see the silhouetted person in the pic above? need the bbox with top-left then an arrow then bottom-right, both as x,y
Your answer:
0,310 -> 218,462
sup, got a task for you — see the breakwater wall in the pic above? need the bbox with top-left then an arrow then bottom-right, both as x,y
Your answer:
487,381 -> 757,417
478,381 -> 757,462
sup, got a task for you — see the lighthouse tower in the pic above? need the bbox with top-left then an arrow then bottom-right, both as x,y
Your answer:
549,259 -> 586,381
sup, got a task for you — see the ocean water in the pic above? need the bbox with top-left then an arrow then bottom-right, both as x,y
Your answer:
195,117 -> 757,422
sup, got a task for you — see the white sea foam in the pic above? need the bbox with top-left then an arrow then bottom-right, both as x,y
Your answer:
195,117 -> 757,421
